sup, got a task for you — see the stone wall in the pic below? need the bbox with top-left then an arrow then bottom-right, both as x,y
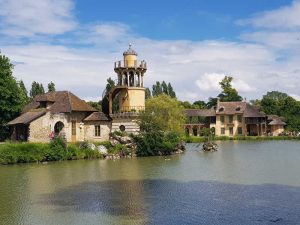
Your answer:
84,121 -> 111,142
28,111 -> 93,143
28,113 -> 51,142
111,118 -> 140,134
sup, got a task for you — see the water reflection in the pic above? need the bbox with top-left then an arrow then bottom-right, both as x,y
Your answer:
1,141 -> 300,225
40,179 -> 300,225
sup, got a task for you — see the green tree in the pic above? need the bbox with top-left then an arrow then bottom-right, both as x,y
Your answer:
217,76 -> 243,102
105,77 -> 115,93
206,97 -> 218,108
134,94 -> 184,156
140,94 -> 185,134
30,81 -> 45,98
18,80 -> 29,106
260,91 -> 300,131
145,87 -> 152,99
87,101 -> 102,111
167,82 -> 176,98
152,81 -> 162,97
263,91 -> 288,101
0,54 -> 24,140
47,81 -> 56,92
179,101 -> 194,109
193,100 -> 206,109
161,81 -> 168,95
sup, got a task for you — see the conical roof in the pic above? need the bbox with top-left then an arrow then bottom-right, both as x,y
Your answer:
123,44 -> 137,56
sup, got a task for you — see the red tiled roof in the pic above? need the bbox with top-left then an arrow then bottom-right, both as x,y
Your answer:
185,108 -> 216,117
83,112 -> 111,121
8,109 -> 46,125
22,91 -> 97,114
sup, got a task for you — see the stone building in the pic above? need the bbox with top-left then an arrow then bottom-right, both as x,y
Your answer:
184,101 -> 285,137
8,45 -> 147,142
8,91 -> 111,142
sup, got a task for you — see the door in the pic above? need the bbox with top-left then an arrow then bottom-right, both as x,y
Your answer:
71,120 -> 76,142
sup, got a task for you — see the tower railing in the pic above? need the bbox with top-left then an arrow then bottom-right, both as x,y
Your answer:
114,60 -> 147,69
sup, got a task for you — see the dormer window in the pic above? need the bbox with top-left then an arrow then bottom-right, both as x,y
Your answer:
40,101 -> 47,108
219,107 -> 224,112
236,106 -> 241,111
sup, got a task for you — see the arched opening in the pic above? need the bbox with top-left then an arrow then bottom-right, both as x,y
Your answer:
119,125 -> 125,132
185,127 -> 190,136
211,127 -> 215,136
192,126 -> 198,136
54,121 -> 64,135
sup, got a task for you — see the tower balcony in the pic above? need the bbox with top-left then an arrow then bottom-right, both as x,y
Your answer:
114,60 -> 147,70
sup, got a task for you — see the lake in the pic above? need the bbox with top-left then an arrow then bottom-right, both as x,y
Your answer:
0,141 -> 300,225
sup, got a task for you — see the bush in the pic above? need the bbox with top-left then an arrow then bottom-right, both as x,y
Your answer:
0,137 -> 106,165
0,143 -> 49,164
133,130 -> 181,157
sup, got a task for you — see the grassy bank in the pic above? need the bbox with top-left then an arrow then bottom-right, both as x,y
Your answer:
0,139 -> 109,165
183,135 -> 300,143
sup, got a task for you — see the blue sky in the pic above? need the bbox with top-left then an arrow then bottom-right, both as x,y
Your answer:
1,0 -> 300,102
75,0 -> 290,41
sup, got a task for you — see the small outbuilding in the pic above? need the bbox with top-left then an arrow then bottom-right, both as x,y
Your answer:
8,91 -> 111,142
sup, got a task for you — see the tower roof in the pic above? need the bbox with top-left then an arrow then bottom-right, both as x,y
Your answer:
123,44 -> 138,56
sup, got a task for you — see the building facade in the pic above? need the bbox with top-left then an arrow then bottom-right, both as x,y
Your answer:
184,101 -> 285,137
8,45 -> 147,142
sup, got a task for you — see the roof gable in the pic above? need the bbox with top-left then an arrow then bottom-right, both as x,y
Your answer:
22,91 -> 97,114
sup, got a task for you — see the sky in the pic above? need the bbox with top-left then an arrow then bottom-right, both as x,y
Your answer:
1,0 -> 300,102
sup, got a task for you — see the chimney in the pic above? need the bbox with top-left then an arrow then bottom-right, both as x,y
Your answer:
216,98 -> 220,112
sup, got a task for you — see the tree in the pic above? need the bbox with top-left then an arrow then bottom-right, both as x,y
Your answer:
87,101 -> 102,111
167,82 -> 176,98
179,101 -> 194,109
105,77 -> 115,93
161,81 -> 168,95
140,94 -> 185,134
47,81 -> 56,92
30,81 -> 45,98
152,81 -> 162,97
0,54 -> 24,140
18,80 -> 29,106
145,87 -> 152,99
134,94 -> 184,156
260,91 -> 300,131
206,97 -> 218,108
193,100 -> 206,109
217,76 -> 243,102
262,91 -> 288,101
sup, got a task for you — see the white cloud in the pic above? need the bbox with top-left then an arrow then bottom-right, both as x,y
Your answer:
290,94 -> 300,101
1,1 -> 300,103
0,0 -> 76,37
237,1 -> 300,30
240,31 -> 300,49
196,73 -> 224,92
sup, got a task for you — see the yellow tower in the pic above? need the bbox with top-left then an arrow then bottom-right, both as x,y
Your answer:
102,44 -> 146,114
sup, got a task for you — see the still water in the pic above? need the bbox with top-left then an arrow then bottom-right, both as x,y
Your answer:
0,141 -> 300,225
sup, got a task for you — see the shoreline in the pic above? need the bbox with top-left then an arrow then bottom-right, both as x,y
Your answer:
183,135 -> 300,143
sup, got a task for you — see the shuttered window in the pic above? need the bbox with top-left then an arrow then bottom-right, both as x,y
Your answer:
95,125 -> 101,136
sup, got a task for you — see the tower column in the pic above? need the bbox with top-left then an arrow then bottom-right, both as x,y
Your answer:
138,73 -> 141,87
126,72 -> 129,87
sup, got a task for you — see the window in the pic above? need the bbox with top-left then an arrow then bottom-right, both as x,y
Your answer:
228,115 -> 233,123
238,127 -> 243,135
229,127 -> 233,135
237,115 -> 242,123
95,125 -> 101,137
71,121 -> 76,135
221,128 -> 225,135
220,116 -> 225,124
